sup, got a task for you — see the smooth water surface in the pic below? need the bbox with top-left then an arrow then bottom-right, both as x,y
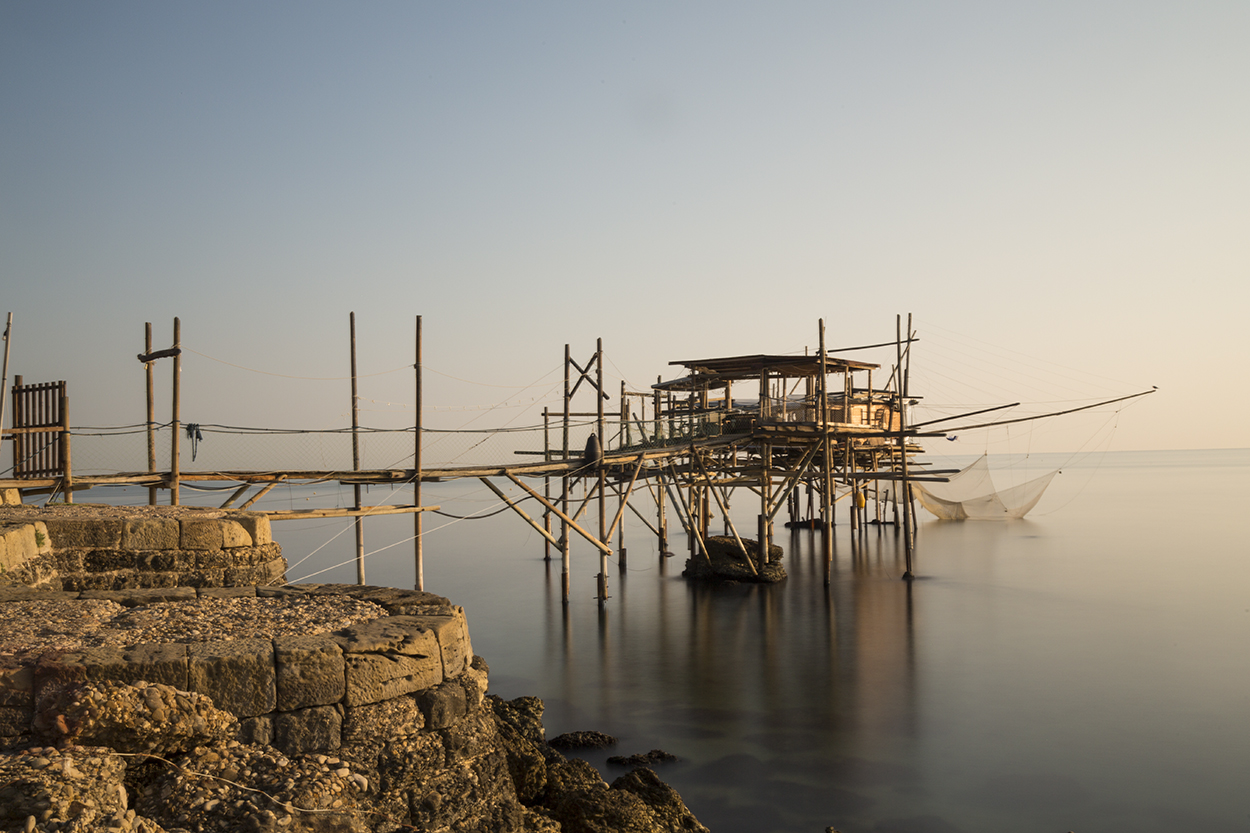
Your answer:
103,449 -> 1250,832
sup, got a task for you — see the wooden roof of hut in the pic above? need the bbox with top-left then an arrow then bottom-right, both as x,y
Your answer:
655,353 -> 879,391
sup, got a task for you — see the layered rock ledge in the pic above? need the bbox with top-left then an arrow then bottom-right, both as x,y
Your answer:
0,503 -> 285,591
0,584 -> 708,833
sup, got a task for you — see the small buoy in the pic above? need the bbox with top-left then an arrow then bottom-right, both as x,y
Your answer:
583,434 -> 603,467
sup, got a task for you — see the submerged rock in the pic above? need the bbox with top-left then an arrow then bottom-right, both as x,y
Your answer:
606,749 -> 677,767
682,536 -> 787,583
548,731 -> 618,751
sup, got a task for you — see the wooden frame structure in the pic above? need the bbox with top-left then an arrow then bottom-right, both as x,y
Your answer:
3,314 -> 950,599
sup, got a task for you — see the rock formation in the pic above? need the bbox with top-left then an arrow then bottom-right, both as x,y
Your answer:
682,535 -> 786,583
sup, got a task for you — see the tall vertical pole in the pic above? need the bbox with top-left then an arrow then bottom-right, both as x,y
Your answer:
170,317 -> 181,506
145,323 -> 157,505
561,344 -> 571,604
60,391 -> 72,503
11,375 -> 21,479
596,338 -> 608,603
542,407 -> 552,561
896,314 -> 914,580
414,315 -> 424,591
618,381 -> 627,567
655,376 -> 667,556
759,441 -> 770,570
905,312 -> 919,537
819,320 -> 833,582
350,312 -> 365,585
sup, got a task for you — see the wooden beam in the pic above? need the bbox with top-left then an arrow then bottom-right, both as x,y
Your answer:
605,455 -> 646,542
504,472 -> 612,554
219,483 -> 252,509
263,504 -> 441,521
239,475 -> 287,510
479,477 -> 563,548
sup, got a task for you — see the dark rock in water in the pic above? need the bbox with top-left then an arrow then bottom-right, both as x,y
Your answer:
683,535 -> 787,583
542,757 -> 710,833
612,767 -> 709,832
549,730 -> 618,750
607,748 -> 678,766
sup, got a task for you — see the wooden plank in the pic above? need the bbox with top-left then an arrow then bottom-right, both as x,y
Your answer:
262,504 -> 441,521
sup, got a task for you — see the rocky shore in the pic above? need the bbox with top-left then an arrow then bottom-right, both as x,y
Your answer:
0,583 -> 708,833
0,686 -> 707,833
0,499 -> 709,832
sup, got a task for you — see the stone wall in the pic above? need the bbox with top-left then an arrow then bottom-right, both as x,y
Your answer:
0,506 -> 285,590
0,584 -> 474,754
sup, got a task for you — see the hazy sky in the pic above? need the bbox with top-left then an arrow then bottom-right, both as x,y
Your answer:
2,1 -> 1246,457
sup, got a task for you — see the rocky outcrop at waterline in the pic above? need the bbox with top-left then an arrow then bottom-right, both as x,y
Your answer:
682,535 -> 786,583
0,502 -> 709,832
0,590 -> 705,830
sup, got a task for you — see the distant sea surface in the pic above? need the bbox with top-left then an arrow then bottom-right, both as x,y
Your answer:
94,448 -> 1249,833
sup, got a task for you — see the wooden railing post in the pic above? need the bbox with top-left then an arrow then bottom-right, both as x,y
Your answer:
60,390 -> 72,503
170,317 -> 181,506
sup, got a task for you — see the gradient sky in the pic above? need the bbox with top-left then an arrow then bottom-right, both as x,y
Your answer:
2,2 -> 1246,456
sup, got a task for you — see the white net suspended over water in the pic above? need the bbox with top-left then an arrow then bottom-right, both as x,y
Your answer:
910,455 -> 1057,520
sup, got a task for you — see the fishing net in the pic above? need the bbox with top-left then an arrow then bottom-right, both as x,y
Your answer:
910,455 -> 1056,520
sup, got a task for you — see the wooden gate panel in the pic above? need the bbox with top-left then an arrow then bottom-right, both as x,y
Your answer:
10,380 -> 66,479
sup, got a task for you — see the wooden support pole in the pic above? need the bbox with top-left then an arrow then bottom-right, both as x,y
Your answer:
171,318 -> 181,506
657,455 -> 668,555
625,496 -> 660,536
350,312 -> 365,585
145,322 -> 157,506
759,443 -> 769,570
605,455 -> 645,541
542,407 -> 552,561
596,338 -> 607,603
758,513 -> 768,569
60,393 -> 72,503
239,475 -> 286,510
897,314 -> 915,580
220,483 -> 251,509
819,319 -> 833,581
562,344 -> 571,604
10,375 -> 21,480
665,461 -> 709,563
766,443 -> 820,521
414,314 -> 424,591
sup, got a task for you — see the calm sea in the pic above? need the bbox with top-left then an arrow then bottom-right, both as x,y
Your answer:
94,448 -> 1250,833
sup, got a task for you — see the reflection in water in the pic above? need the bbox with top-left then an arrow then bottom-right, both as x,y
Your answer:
247,451 -> 1248,833
536,522 -> 923,833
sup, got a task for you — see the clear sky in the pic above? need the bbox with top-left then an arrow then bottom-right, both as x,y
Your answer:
2,1 -> 1246,456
